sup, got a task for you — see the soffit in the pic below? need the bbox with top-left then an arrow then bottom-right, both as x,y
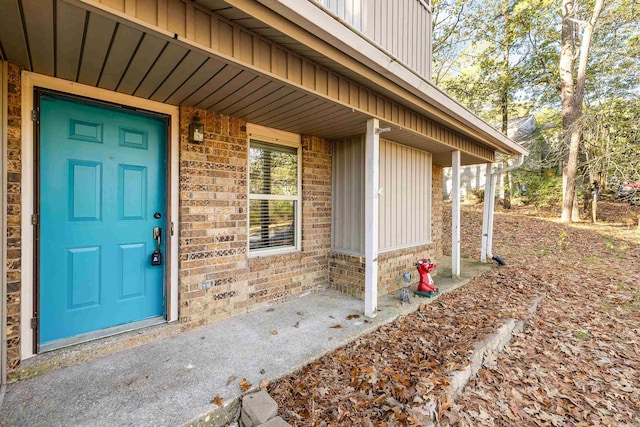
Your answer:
0,0 -> 489,166
195,0 -> 382,89
0,0 -> 371,140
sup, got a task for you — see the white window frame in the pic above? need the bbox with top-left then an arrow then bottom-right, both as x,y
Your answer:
247,124 -> 302,257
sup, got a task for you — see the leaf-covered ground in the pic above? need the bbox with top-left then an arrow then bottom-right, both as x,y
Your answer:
268,202 -> 640,426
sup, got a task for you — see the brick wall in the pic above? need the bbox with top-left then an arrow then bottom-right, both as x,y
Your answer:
431,165 -> 444,257
178,107 -> 331,327
329,164 -> 445,298
5,63 -> 21,372
328,252 -> 365,297
377,243 -> 438,294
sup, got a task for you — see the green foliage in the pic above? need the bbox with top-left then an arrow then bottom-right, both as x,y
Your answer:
573,330 -> 591,340
433,0 -> 640,213
557,231 -> 569,250
582,98 -> 640,188
603,235 -> 631,258
516,171 -> 563,208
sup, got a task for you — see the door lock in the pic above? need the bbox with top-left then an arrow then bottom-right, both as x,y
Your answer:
151,226 -> 162,266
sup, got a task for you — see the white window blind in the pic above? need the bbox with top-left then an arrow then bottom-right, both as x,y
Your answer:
249,140 -> 300,253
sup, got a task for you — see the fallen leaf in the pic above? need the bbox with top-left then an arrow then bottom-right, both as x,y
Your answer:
330,324 -> 343,329
438,394 -> 454,419
261,203 -> 640,427
296,311 -> 304,315
210,396 -> 223,406
260,379 -> 270,389
346,314 -> 360,320
226,375 -> 236,386
293,320 -> 300,328
271,330 -> 278,335
260,369 -> 265,374
240,378 -> 251,392
265,308 -> 275,312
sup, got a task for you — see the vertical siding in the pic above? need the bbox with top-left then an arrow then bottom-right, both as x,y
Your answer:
379,139 -> 431,252
84,0 -> 489,159
314,0 -> 432,80
332,136 -> 365,254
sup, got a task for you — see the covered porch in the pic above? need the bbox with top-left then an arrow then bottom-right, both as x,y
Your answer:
1,256 -> 491,426
1,0 -> 526,385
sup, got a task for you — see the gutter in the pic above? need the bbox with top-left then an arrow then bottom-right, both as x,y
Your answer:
481,154 -> 525,263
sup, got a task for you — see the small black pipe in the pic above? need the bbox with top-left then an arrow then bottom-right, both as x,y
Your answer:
492,255 -> 506,266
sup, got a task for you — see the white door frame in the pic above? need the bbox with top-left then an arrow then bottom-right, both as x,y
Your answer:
21,72 -> 180,359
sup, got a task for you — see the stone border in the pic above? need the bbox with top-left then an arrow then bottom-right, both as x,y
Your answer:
444,295 -> 544,413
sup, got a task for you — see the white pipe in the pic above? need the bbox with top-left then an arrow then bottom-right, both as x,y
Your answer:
451,151 -> 461,277
480,163 -> 493,263
481,154 -> 525,262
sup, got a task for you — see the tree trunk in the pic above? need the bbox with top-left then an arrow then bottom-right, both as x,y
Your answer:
560,0 -> 577,222
501,0 -> 511,209
560,0 -> 605,223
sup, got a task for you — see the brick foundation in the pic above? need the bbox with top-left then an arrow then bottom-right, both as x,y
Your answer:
377,243 -> 439,294
328,252 -> 365,297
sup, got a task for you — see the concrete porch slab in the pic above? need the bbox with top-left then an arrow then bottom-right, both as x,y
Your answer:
0,257 -> 492,427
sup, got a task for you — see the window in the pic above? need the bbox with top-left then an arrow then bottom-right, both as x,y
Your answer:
249,137 -> 301,254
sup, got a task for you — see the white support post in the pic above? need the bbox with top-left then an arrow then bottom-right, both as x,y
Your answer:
451,151 -> 461,277
481,163 -> 493,262
364,118 -> 380,318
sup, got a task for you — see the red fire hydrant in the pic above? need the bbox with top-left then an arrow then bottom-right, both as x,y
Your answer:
415,258 -> 438,296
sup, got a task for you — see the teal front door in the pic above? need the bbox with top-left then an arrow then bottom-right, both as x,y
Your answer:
39,93 -> 167,348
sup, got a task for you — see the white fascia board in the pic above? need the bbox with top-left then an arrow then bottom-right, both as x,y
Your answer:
256,0 -> 528,157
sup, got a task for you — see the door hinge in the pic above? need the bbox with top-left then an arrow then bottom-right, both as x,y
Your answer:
31,317 -> 38,329
31,109 -> 39,122
170,221 -> 174,236
31,214 -> 38,225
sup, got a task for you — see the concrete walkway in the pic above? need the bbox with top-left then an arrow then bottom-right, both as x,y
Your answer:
0,258 -> 491,427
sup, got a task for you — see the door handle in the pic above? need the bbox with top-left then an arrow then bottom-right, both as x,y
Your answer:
153,226 -> 162,251
151,227 -> 162,266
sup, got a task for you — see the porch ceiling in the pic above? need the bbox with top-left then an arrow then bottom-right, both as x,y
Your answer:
0,0 -> 376,140
0,0 -> 490,166
195,0 -> 375,89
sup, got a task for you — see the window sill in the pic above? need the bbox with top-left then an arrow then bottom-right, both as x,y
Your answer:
248,246 -> 301,259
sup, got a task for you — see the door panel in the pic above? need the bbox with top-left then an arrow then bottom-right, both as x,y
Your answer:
39,94 -> 167,346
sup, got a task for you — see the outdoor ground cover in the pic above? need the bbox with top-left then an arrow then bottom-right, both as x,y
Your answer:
267,202 -> 640,426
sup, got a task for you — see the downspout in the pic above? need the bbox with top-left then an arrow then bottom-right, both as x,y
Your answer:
481,154 -> 525,262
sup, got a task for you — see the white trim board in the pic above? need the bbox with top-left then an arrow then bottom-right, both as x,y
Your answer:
20,72 -> 180,359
